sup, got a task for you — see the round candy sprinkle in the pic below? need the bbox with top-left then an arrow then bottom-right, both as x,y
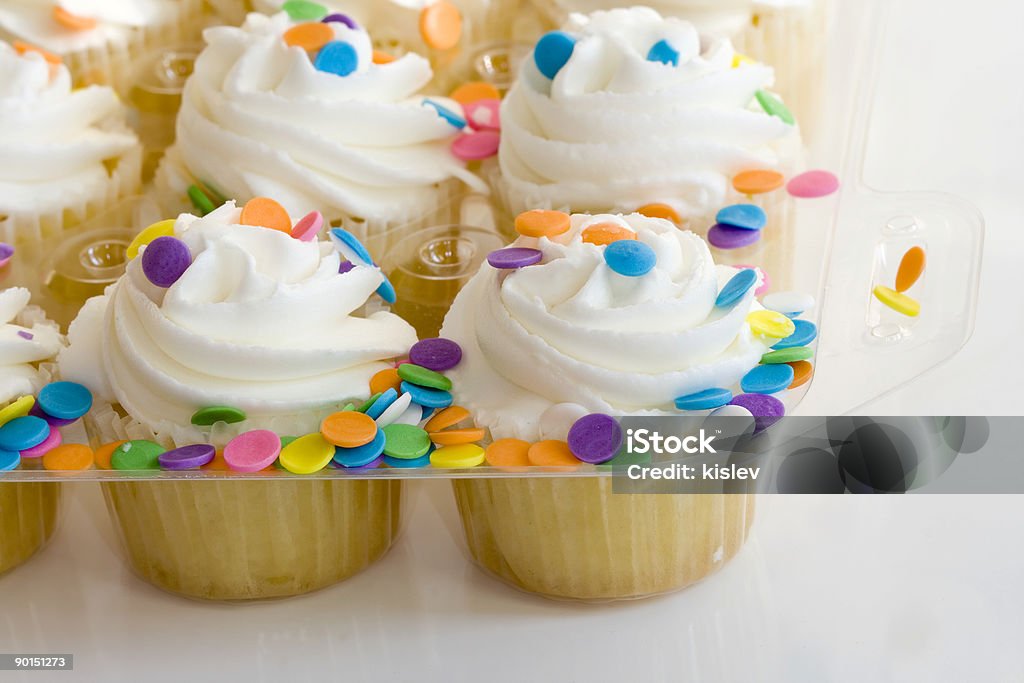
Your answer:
567,413 -> 622,464
329,227 -> 374,266
187,184 -> 216,215
451,131 -> 500,160
772,319 -> 817,349
763,291 -> 814,316
604,240 -> 656,277
675,388 -> 732,411
527,440 -> 578,467
30,402 -> 77,428
376,274 -> 397,304
282,1 -> 327,21
400,381 -> 452,409
733,170 -> 785,195
374,392 -> 413,427
52,6 -> 97,31
322,12 -> 357,29
787,170 -> 840,199
384,453 -> 431,468
534,31 -> 575,80
741,364 -> 795,394
338,260 -> 356,275
465,98 -> 500,131
94,441 -> 126,470
315,41 -> 359,77
321,411 -> 377,447
370,368 -> 402,395
636,203 -> 681,224
382,424 -> 432,459
240,197 -> 291,233
291,210 -> 323,241
356,392 -> 382,413
283,21 -> 334,51
716,204 -> 767,231
761,347 -> 813,364
424,405 -> 469,432
20,427 -> 60,459
788,360 -> 814,389
715,269 -> 758,308
736,264 -> 770,296
191,406 -> 246,426
431,443 -> 485,468
485,439 -> 531,467
646,39 -> 679,66
515,210 -> 571,238
873,286 -> 920,317
333,428 -> 386,467
896,246 -> 926,292
487,247 -> 542,269
397,363 -> 452,391
708,224 -> 761,250
159,444 -> 216,471
409,338 -> 462,372
364,388 -> 399,420
429,428 -> 486,446
111,440 -> 165,470
747,310 -> 796,339
0,396 -> 34,428
419,0 -> 462,50
223,431 -> 280,472
0,416 -> 50,452
37,381 -> 92,421
0,242 -> 13,268
0,449 -> 19,472
581,222 -> 636,246
423,99 -> 466,128
755,90 -> 794,125
372,50 -> 396,64
13,42 -> 61,66
279,433 -> 335,474
732,52 -> 755,68
728,393 -> 784,433
449,81 -> 500,105
127,219 -> 175,260
141,236 -> 191,288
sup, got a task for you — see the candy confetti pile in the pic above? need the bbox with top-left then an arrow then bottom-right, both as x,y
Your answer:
0,382 -> 95,472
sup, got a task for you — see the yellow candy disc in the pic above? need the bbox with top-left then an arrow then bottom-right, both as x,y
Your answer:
430,443 -> 485,469
873,286 -> 920,317
279,433 -> 335,474
731,52 -> 755,68
127,220 -> 176,260
747,310 -> 796,339
0,396 -> 35,428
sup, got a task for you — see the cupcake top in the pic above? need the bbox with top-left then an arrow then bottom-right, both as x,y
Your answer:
169,11 -> 485,226
1,288 -> 63,404
498,6 -> 798,219
440,211 -> 773,441
545,1 -> 753,37
58,201 -> 418,440
0,41 -> 137,216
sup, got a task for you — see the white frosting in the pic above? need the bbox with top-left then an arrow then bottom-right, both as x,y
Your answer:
440,213 -> 771,441
0,288 -> 62,404
546,1 -> 753,37
498,7 -> 797,218
0,41 -> 137,215
0,1 -> 182,53
168,12 -> 484,226
58,202 -> 418,436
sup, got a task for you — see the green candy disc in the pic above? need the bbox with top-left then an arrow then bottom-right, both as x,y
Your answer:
761,347 -> 814,364
397,363 -> 453,391
282,0 -> 327,20
357,393 -> 382,413
111,440 -> 165,470
191,406 -> 247,426
382,424 -> 432,460
755,90 -> 795,125
187,184 -> 215,216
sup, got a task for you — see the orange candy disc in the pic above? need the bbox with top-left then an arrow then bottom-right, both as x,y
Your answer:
429,428 -> 486,446
369,368 -> 402,396
514,210 -> 571,238
636,203 -> 681,224
895,246 -> 926,292
485,438 -> 531,467
581,222 -> 637,246
53,6 -> 98,31
13,41 -> 62,65
420,0 -> 462,50
43,444 -> 94,471
240,197 -> 292,233
372,50 -> 397,64
527,440 -> 580,467
424,405 -> 470,432
321,411 -> 377,448
788,360 -> 814,389
283,22 -> 334,51
94,440 -> 126,470
449,81 -> 501,105
733,169 -> 785,195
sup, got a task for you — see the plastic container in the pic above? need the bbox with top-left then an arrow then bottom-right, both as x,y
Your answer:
0,483 -> 61,577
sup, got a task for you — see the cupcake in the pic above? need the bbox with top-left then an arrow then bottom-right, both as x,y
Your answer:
441,212 -> 796,600
0,287 -> 63,576
154,11 -> 487,253
58,200 -> 418,600
0,0 -> 205,88
0,40 -> 141,273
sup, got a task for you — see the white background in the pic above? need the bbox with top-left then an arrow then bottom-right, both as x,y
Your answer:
2,0 -> 1023,681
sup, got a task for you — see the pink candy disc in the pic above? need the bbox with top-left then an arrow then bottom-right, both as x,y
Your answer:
786,170 -> 839,198
20,426 -> 62,458
223,429 -> 282,473
291,210 -> 324,241
465,98 -> 501,132
736,264 -> 770,296
451,131 -> 500,161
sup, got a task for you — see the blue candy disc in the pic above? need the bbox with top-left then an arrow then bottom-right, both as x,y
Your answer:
772,319 -> 818,349
333,429 -> 386,467
37,381 -> 93,421
604,240 -> 656,277
0,416 -> 50,452
716,204 -> 767,231
400,381 -> 453,409
364,388 -> 399,420
420,406 -> 434,421
423,99 -> 466,128
314,40 -> 359,77
383,452 -> 432,468
329,227 -> 374,266
740,364 -> 795,394
0,449 -> 19,472
376,274 -> 397,304
534,31 -> 576,80
715,269 -> 758,308
646,39 -> 679,66
674,388 -> 733,411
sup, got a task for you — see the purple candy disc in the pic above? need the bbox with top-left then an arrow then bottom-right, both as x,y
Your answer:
29,403 -> 77,428
339,260 -> 356,274
159,444 -> 216,470
728,393 -> 785,433
487,247 -> 543,269
0,242 -> 13,268
141,236 -> 192,288
567,413 -> 623,464
409,338 -> 463,371
322,12 -> 358,29
708,224 -> 762,250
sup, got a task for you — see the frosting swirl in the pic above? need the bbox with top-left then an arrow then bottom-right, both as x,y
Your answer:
58,202 -> 418,436
0,41 -> 138,215
0,288 -> 62,404
168,12 -> 484,226
541,1 -> 753,37
498,7 -> 798,219
440,213 -> 771,440
0,1 -> 184,53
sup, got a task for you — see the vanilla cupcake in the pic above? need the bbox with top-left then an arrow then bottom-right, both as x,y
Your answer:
441,212 -> 779,600
1,287 -> 63,576
0,0 -> 205,88
59,201 -> 418,600
155,12 -> 486,253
